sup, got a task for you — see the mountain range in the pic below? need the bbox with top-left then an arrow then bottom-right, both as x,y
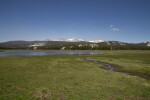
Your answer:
0,38 -> 150,50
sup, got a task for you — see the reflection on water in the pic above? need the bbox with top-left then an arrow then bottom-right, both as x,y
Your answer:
0,50 -> 104,57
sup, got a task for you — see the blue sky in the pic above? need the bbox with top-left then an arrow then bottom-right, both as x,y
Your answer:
0,0 -> 150,43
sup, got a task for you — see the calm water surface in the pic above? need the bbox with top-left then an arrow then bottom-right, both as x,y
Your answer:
0,50 -> 104,57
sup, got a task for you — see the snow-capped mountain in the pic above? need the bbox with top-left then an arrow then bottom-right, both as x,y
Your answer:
56,38 -> 84,42
89,40 -> 104,43
55,38 -> 106,43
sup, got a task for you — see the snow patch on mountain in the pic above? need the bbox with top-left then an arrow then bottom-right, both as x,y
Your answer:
89,40 -> 104,43
56,38 -> 84,42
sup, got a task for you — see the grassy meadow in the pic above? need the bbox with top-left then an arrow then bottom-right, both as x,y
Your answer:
0,50 -> 150,100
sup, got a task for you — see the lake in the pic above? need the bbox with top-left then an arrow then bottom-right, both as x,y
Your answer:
0,50 -> 104,57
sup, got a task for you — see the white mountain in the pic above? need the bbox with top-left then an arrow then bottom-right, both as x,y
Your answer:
56,38 -> 84,42
89,40 -> 104,43
55,38 -> 105,43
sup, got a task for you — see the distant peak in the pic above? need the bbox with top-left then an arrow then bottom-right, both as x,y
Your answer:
55,38 -> 84,42
89,40 -> 104,43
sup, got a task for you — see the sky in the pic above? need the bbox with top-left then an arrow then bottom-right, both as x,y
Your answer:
0,0 -> 150,43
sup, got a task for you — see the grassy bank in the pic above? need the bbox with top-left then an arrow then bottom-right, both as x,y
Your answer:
0,50 -> 150,100
90,50 -> 150,78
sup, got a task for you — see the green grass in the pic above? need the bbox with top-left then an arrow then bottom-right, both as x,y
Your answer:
0,50 -> 150,100
90,50 -> 150,74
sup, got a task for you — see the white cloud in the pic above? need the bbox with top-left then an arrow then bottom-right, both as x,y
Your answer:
111,28 -> 119,31
110,25 -> 114,27
109,25 -> 119,31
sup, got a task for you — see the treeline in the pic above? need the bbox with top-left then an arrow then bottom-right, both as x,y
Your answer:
0,44 -> 150,50
28,44 -> 150,50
